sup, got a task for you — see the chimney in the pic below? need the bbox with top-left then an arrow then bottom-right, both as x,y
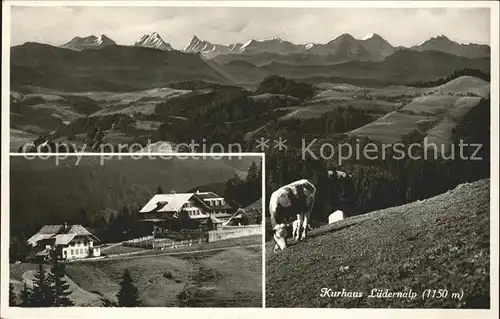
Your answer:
64,222 -> 68,231
196,190 -> 200,194
172,191 -> 176,194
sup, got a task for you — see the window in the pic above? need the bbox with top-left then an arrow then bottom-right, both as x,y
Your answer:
63,251 -> 67,257
70,249 -> 74,255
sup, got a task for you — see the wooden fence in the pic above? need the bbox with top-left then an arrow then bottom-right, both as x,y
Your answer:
208,225 -> 262,242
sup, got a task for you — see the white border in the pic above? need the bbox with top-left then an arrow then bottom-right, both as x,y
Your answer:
1,153 -> 266,317
2,1 -> 499,319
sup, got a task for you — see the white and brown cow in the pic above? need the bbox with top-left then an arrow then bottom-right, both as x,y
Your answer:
269,179 -> 316,252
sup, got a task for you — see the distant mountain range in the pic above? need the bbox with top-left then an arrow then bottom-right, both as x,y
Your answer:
410,35 -> 490,59
10,41 -> 490,91
53,33 -> 490,61
186,34 -> 395,61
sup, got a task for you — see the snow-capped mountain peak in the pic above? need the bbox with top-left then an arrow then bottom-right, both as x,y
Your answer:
134,32 -> 174,51
60,34 -> 116,51
184,35 -> 243,57
305,43 -> 315,50
362,33 -> 375,40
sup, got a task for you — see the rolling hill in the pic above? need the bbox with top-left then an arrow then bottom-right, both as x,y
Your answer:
10,43 -> 231,92
348,76 -> 489,147
266,178 -> 490,308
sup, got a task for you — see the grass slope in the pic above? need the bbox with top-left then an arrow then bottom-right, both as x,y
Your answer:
348,76 -> 489,145
266,178 -> 490,308
10,236 -> 262,307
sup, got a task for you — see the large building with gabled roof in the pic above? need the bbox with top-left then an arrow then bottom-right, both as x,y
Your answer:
27,223 -> 101,261
137,191 -> 237,232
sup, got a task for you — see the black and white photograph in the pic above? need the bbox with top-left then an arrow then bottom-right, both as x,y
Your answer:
1,0 -> 499,318
6,155 -> 263,308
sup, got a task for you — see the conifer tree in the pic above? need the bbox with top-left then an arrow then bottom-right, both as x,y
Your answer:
9,283 -> 17,306
19,282 -> 32,307
48,263 -> 74,306
156,185 -> 164,194
116,269 -> 141,307
31,263 -> 54,307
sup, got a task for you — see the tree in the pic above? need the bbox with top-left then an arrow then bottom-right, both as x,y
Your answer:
9,283 -> 17,306
100,296 -> 117,307
48,263 -> 74,306
31,263 -> 54,307
116,269 -> 141,307
78,206 -> 91,227
19,282 -> 32,307
156,185 -> 164,194
9,234 -> 29,263
246,161 -> 260,184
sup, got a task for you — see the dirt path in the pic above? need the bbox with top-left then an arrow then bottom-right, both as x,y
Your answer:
72,244 -> 262,263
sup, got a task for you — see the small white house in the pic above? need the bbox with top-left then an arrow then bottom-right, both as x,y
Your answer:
328,210 -> 345,224
27,223 -> 101,261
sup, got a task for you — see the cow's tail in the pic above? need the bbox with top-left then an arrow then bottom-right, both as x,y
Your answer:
307,180 -> 317,217
269,196 -> 278,228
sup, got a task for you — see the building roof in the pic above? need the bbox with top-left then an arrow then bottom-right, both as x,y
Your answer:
195,192 -> 221,200
27,224 -> 100,246
54,234 -> 76,246
35,249 -> 50,257
137,218 -> 169,223
225,198 -> 262,225
68,225 -> 94,237
139,191 -> 232,214
39,225 -> 64,234
139,193 -> 196,213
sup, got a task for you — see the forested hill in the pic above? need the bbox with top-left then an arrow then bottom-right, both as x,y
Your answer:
9,156 -> 252,238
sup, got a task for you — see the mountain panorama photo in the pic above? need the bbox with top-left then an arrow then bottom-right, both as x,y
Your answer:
4,3 -> 495,314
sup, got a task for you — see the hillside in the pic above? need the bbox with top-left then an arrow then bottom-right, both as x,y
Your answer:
266,178 -> 490,308
266,50 -> 489,86
10,43 -> 231,92
348,76 -> 489,146
10,236 -> 262,307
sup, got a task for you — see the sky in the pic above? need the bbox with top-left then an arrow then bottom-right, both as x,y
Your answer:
10,6 -> 491,49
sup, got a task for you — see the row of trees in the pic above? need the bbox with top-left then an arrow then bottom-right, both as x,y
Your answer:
261,106 -> 375,145
12,263 -> 73,307
224,161 -> 262,208
410,68 -> 490,87
255,75 -> 315,100
10,263 -> 141,307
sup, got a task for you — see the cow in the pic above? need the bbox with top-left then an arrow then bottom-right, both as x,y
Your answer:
269,179 -> 316,252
